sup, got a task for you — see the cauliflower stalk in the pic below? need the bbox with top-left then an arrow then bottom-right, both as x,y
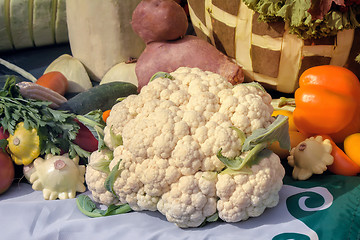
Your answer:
82,67 -> 289,228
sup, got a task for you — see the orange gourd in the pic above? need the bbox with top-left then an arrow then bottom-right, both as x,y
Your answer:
36,71 -> 68,96
293,65 -> 360,144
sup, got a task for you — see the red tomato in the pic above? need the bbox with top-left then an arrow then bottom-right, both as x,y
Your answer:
0,149 -> 15,195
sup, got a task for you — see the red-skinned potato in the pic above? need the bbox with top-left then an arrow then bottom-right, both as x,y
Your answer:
0,149 -> 15,195
135,35 -> 244,90
131,0 -> 188,44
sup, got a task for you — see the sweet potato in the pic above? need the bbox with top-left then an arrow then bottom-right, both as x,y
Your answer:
131,0 -> 188,44
135,35 -> 244,90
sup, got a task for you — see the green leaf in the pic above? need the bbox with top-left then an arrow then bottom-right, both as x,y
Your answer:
242,115 -> 290,152
104,160 -> 122,197
230,126 -> 246,145
219,166 -> 252,175
149,72 -> 174,82
76,195 -> 97,215
0,76 -> 95,159
76,195 -> 132,218
116,97 -> 126,102
217,115 -> 289,171
110,126 -> 123,147
102,203 -> 132,216
242,82 -> 266,92
199,212 -> 220,227
89,149 -> 114,174
217,142 -> 267,171
206,212 -> 219,223
0,76 -> 21,98
68,143 -> 90,159
356,53 -> 360,63
90,157 -> 112,174
217,145 -> 273,172
0,139 -> 8,151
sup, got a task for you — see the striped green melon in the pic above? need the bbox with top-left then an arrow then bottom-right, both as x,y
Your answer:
32,0 -> 55,47
54,0 -> 68,44
0,0 -> 68,52
188,0 -> 360,93
0,0 -> 12,51
10,0 -> 33,49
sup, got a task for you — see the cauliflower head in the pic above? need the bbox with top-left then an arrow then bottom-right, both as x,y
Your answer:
85,67 -> 286,228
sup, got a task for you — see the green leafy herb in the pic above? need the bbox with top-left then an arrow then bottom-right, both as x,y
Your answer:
76,195 -> 132,218
0,76 -> 90,159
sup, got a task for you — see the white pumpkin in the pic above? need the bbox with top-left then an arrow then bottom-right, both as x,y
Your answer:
66,0 -> 146,82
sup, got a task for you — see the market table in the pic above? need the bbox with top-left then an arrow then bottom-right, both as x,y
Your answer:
1,44 -> 360,240
2,175 -> 360,240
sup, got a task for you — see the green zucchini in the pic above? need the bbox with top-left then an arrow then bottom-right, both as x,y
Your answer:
59,82 -> 138,114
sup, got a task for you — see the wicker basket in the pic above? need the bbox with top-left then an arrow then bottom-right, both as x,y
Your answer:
187,0 -> 360,93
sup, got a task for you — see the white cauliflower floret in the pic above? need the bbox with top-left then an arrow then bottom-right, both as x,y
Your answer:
85,67 -> 285,228
137,155 -> 181,196
157,172 -> 218,228
104,94 -> 146,150
216,151 -> 285,222
111,146 -> 143,210
85,149 -> 119,206
218,83 -> 273,135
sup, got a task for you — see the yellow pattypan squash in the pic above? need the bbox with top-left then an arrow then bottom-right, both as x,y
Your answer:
7,122 -> 41,165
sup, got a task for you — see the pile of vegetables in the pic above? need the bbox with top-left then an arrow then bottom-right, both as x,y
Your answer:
132,0 -> 244,91
0,73 -> 136,198
81,67 -> 290,228
1,0 -> 360,232
270,65 -> 360,180
0,77 -> 93,159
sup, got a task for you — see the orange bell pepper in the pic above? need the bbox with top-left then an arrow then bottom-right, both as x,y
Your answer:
293,65 -> 360,144
321,135 -> 360,176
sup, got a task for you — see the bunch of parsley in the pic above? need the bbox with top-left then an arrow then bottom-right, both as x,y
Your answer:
0,76 -> 94,159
